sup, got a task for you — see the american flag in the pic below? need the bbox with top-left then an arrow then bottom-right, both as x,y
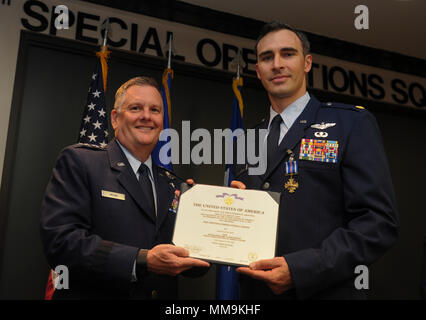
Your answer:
45,48 -> 110,300
78,59 -> 109,147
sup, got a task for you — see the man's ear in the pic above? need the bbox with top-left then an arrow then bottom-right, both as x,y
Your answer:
304,54 -> 313,73
111,109 -> 118,130
255,63 -> 261,80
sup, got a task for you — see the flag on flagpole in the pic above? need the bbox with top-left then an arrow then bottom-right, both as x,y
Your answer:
77,48 -> 110,147
226,76 -> 244,185
44,46 -> 111,300
152,37 -> 174,171
153,33 -> 174,171
216,76 -> 244,300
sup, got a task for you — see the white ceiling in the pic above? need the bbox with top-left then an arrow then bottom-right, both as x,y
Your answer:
182,0 -> 426,60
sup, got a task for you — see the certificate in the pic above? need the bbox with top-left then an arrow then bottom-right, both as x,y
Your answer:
172,183 -> 280,266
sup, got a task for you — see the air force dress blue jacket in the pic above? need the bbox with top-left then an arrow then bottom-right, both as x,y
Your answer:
232,95 -> 399,299
40,139 -> 182,299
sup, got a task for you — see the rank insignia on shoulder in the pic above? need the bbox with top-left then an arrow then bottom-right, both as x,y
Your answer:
77,143 -> 106,150
355,105 -> 365,110
299,138 -> 339,163
164,170 -> 175,180
158,166 -> 178,181
250,118 -> 266,129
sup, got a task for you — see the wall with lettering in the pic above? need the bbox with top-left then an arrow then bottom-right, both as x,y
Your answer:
0,0 -> 425,185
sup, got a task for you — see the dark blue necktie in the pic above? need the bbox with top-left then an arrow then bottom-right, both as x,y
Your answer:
267,114 -> 283,167
138,164 -> 155,216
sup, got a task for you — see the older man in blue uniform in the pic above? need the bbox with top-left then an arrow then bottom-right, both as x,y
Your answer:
234,22 -> 399,299
40,76 -> 209,299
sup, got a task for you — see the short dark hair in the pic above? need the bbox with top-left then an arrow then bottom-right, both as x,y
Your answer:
114,76 -> 161,110
255,21 -> 311,57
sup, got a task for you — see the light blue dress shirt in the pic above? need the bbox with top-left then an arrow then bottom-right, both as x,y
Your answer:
261,93 -> 310,167
267,92 -> 311,145
116,140 -> 158,215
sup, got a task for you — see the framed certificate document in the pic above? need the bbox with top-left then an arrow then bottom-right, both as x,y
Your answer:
172,183 -> 280,266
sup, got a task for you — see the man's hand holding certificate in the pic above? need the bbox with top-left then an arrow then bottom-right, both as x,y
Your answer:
172,183 -> 280,267
230,180 -> 294,295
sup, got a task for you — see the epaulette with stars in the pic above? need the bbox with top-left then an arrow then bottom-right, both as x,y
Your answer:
322,102 -> 366,112
75,143 -> 107,150
157,166 -> 184,188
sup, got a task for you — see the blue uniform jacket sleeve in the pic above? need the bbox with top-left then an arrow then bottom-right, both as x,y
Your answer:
284,110 -> 399,299
40,147 -> 139,291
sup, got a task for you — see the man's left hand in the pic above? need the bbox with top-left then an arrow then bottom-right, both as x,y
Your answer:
236,257 -> 293,295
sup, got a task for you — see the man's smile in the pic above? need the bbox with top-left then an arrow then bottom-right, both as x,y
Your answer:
271,74 -> 291,83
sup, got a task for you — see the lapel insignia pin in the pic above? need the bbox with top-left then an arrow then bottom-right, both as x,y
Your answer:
314,131 -> 328,138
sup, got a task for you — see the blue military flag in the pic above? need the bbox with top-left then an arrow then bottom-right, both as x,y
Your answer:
152,67 -> 174,171
217,76 -> 244,300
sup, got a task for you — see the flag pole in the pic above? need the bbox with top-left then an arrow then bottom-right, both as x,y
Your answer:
97,19 -> 111,92
167,33 -> 173,69
102,18 -> 109,48
153,33 -> 174,170
236,48 -> 241,80
232,51 -> 244,118
163,33 -> 174,122
218,48 -> 244,300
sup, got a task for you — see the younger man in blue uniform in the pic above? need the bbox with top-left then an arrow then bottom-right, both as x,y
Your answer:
234,22 -> 399,299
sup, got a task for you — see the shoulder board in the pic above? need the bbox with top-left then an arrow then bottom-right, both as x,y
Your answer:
322,102 -> 366,112
157,166 -> 185,189
75,143 -> 107,150
250,118 -> 267,129
157,166 -> 180,181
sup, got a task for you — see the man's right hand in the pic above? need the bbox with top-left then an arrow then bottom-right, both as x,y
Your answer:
230,180 -> 246,190
146,244 -> 210,276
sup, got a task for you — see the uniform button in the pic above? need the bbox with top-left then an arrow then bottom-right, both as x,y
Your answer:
151,290 -> 159,299
262,182 -> 270,190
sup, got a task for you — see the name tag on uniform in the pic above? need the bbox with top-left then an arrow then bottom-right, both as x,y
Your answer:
101,190 -> 125,201
299,138 -> 339,163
